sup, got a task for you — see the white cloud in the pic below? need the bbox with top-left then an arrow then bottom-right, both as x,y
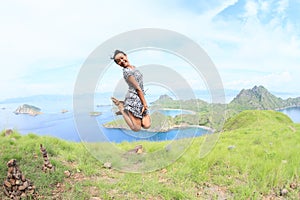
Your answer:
203,1 -> 300,94
225,71 -> 295,93
244,0 -> 259,17
260,0 -> 270,12
0,0 -> 300,100
202,0 -> 239,19
277,0 -> 289,14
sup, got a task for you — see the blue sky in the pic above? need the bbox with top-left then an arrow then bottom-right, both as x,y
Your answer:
1,0 -> 300,101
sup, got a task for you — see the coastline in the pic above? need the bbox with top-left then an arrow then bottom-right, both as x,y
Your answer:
103,108 -> 212,133
275,105 -> 300,111
102,123 -> 214,133
159,108 -> 197,115
171,124 -> 215,132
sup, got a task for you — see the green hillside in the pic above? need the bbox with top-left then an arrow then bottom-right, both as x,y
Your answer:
229,85 -> 300,111
149,95 -> 225,130
224,110 -> 293,131
1,110 -> 299,199
151,94 -> 209,111
148,85 -> 300,130
228,86 -> 284,110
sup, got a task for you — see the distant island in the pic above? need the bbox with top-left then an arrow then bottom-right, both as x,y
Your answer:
89,111 -> 102,116
14,104 -> 42,116
103,85 -> 300,131
61,109 -> 68,114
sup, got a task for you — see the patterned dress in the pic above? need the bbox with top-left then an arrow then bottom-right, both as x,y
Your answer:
123,67 -> 148,119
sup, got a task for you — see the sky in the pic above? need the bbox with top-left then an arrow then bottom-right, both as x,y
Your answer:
1,0 -> 300,101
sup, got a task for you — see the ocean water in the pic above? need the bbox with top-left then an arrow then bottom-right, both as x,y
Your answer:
1,94 -> 298,143
157,109 -> 195,117
279,107 -> 300,123
0,101 -> 210,143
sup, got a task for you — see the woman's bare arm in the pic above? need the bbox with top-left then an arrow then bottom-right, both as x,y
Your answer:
127,75 -> 148,112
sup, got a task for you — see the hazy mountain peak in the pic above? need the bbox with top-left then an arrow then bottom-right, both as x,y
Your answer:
230,85 -> 284,110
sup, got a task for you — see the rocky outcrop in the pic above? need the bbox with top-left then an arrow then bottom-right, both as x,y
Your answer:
14,104 -> 42,116
2,159 -> 37,199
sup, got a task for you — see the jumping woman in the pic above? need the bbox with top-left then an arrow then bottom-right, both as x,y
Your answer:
111,50 -> 151,132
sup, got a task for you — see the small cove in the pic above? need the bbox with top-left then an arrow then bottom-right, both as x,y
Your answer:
278,107 -> 300,123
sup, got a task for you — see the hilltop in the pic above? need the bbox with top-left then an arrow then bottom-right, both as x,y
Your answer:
223,109 -> 293,131
0,110 -> 299,199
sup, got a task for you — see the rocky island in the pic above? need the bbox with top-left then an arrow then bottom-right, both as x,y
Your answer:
14,104 -> 42,116
61,109 -> 68,114
89,111 -> 102,116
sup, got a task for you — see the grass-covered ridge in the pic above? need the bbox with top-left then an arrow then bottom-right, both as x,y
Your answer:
224,110 -> 293,131
1,110 -> 299,199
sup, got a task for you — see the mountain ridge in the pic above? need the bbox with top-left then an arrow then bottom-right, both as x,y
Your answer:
228,85 -> 300,110
151,85 -> 300,130
153,85 -> 300,111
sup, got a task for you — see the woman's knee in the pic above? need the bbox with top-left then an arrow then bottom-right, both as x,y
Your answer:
142,122 -> 151,129
142,116 -> 151,129
131,125 -> 141,132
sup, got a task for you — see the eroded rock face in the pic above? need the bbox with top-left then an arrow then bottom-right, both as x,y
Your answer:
14,104 -> 42,116
3,159 -> 37,199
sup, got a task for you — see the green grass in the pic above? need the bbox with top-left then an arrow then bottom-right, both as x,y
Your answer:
0,110 -> 299,199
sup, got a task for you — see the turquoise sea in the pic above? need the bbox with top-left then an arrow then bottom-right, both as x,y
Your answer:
279,107 -> 300,123
0,101 -> 209,143
0,94 -> 299,143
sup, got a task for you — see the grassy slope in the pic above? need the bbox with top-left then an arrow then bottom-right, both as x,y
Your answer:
0,110 -> 299,199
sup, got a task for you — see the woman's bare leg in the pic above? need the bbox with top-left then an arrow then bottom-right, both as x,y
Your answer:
111,97 -> 141,132
142,114 -> 151,129
115,100 -> 124,115
127,111 -> 142,132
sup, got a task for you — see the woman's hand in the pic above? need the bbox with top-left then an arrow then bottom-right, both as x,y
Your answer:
141,104 -> 148,114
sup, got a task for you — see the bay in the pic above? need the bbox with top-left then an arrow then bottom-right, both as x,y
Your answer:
157,109 -> 195,117
0,102 -> 210,143
279,107 -> 300,123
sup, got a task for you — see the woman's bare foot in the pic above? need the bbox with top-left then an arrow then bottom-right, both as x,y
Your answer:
111,97 -> 124,114
111,97 -> 121,105
115,111 -> 122,115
